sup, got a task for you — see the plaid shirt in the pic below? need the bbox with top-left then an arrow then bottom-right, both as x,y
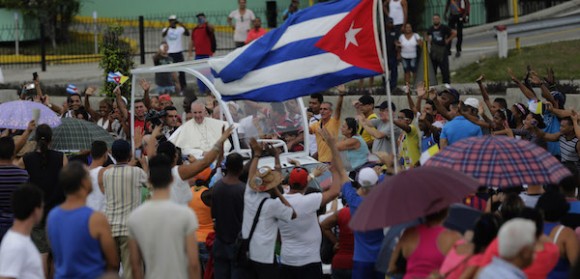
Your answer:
103,164 -> 147,237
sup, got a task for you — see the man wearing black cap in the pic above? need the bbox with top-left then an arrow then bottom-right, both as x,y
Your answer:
356,95 -> 378,148
358,101 -> 401,154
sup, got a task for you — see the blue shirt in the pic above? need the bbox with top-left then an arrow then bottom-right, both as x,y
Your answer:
47,206 -> 106,279
440,116 -> 483,145
341,181 -> 384,263
544,111 -> 561,157
479,257 -> 527,279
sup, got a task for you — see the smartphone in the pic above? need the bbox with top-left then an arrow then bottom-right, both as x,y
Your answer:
135,149 -> 142,159
32,72 -> 38,81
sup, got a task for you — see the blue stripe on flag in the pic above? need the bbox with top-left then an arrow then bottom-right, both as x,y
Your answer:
213,0 -> 361,83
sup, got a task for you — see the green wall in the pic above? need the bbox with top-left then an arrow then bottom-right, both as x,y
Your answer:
78,0 -> 311,19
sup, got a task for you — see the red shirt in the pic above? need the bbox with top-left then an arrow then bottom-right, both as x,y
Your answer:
245,28 -> 267,44
332,207 -> 354,269
480,238 -> 559,279
192,24 -> 213,56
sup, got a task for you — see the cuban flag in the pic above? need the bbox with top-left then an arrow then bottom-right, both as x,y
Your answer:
209,0 -> 383,102
107,71 -> 122,83
66,84 -> 78,94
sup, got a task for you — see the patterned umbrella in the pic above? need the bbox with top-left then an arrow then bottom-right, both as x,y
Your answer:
423,136 -> 571,188
0,100 -> 61,129
52,118 -> 114,151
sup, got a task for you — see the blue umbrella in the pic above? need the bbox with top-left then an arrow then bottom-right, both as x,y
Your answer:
0,100 -> 61,130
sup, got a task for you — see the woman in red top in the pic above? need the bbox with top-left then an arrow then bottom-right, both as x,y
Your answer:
473,207 -> 559,279
438,213 -> 501,279
321,203 -> 354,279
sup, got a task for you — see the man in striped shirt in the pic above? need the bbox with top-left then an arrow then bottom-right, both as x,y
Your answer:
100,139 -> 147,279
0,137 -> 29,241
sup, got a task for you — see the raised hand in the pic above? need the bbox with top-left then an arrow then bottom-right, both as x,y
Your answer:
139,79 -> 151,92
249,138 -> 263,156
85,86 -> 97,96
507,68 -> 518,82
475,74 -> 485,84
312,164 -> 328,178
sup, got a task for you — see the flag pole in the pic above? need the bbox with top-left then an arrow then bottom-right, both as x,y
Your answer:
376,0 -> 398,173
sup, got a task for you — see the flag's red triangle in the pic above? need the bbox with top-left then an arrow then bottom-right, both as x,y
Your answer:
315,0 -> 383,73
113,76 -> 121,84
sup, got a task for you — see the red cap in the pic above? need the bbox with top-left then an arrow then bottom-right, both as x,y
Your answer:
159,94 -> 172,102
289,168 -> 309,188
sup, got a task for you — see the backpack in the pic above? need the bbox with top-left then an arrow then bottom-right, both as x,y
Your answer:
205,26 -> 217,53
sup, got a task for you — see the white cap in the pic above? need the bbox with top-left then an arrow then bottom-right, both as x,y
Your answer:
357,167 -> 379,188
464,97 -> 480,109
168,15 -> 177,20
498,218 -> 536,258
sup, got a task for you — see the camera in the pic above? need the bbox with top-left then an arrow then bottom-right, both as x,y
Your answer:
145,109 -> 167,126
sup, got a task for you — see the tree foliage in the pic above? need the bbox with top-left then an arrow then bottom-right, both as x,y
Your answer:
99,25 -> 134,98
0,0 -> 80,46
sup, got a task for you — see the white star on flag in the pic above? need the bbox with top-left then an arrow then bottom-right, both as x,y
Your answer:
344,22 -> 362,50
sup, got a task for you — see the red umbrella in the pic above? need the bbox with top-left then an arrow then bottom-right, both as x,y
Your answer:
423,136 -> 571,188
350,166 -> 479,231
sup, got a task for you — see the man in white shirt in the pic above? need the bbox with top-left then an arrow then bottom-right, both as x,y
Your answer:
87,140 -> 109,212
128,155 -> 201,279
308,93 -> 323,156
279,128 -> 346,278
162,15 -> 190,91
0,184 -> 44,279
228,0 -> 256,47
242,139 -> 296,278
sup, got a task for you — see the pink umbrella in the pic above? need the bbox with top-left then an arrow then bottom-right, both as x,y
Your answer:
350,166 -> 479,231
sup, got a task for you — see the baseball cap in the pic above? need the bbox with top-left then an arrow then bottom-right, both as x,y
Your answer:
440,88 -> 459,102
196,13 -> 206,18
159,94 -> 172,103
551,91 -> 566,109
357,167 -> 379,188
464,97 -> 479,109
289,167 -> 309,188
376,101 -> 396,111
359,95 -> 375,105
168,15 -> 177,20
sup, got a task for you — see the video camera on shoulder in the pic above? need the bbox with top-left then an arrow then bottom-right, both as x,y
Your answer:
145,109 -> 167,126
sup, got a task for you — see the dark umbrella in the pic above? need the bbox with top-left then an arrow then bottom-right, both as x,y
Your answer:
350,166 -> 480,231
52,118 -> 114,152
424,136 -> 571,188
444,203 -> 482,234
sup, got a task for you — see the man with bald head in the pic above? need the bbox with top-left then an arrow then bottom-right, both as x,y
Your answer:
169,101 -> 231,154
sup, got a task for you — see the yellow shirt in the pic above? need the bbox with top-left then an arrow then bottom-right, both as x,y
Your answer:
359,113 -> 378,144
398,124 -> 420,168
309,118 -> 340,163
